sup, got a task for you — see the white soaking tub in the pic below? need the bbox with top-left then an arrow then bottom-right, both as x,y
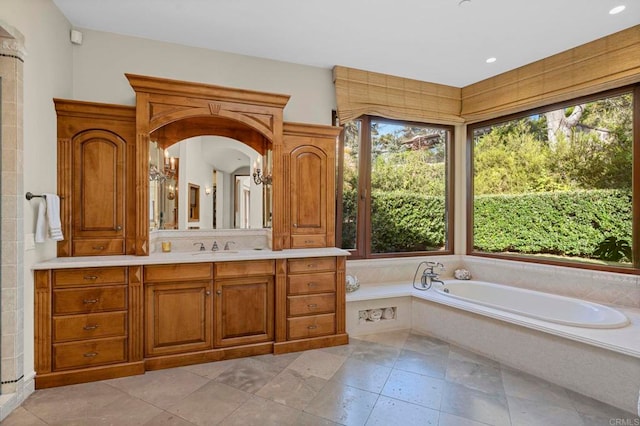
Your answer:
434,280 -> 629,329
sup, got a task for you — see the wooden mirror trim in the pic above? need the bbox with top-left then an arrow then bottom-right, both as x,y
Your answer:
126,74 -> 290,255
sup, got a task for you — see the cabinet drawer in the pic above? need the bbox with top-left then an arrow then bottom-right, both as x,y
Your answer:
53,286 -> 127,315
53,312 -> 127,342
288,257 -> 336,274
290,235 -> 327,249
53,267 -> 127,288
287,314 -> 335,340
288,294 -> 335,317
288,272 -> 336,295
73,239 -> 124,256
215,260 -> 275,279
53,337 -> 127,370
144,263 -> 213,282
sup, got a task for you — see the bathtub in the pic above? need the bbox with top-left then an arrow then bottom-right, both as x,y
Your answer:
434,280 -> 629,329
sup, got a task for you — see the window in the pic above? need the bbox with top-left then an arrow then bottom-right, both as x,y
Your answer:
337,115 -> 454,258
468,86 -> 638,272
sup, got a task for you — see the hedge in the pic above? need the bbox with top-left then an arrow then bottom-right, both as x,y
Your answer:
341,188 -> 631,258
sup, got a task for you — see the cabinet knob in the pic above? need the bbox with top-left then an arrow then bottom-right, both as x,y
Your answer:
205,290 -> 211,295
115,225 -> 122,231
216,290 -> 222,295
293,223 -> 298,228
307,325 -> 318,330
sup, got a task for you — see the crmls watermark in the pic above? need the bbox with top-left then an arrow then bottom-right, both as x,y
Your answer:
609,418 -> 640,426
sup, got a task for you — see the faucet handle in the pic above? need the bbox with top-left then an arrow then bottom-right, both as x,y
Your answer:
211,241 -> 219,251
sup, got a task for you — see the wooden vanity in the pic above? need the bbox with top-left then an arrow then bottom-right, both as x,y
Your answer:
34,74 -> 348,389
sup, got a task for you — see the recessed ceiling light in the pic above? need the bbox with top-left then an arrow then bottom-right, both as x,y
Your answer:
486,57 -> 497,64
609,5 -> 625,14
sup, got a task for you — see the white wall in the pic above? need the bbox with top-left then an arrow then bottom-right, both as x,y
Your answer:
1,0 -> 73,383
70,29 -> 336,124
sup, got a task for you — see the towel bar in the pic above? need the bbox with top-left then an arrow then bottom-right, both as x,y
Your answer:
25,192 -> 64,200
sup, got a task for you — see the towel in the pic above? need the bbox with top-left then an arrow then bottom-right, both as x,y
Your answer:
34,198 -> 47,243
44,193 -> 64,241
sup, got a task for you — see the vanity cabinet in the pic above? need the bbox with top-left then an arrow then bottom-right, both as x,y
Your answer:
214,260 -> 275,347
34,266 -> 145,388
55,99 -> 136,257
144,263 -> 213,357
283,123 -> 340,249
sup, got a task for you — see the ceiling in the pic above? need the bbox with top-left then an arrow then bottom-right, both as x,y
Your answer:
52,0 -> 639,87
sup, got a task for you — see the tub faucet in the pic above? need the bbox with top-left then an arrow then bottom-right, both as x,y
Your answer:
223,241 -> 236,251
193,242 -> 205,251
421,262 -> 445,288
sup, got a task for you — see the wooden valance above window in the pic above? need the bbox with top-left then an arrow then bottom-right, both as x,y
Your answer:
334,25 -> 640,126
332,66 -> 463,125
461,25 -> 640,123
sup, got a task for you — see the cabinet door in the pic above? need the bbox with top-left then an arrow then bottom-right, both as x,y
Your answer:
287,144 -> 329,248
145,281 -> 212,356
214,276 -> 274,347
72,130 -> 126,254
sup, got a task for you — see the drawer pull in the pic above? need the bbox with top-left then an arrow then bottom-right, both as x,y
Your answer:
307,325 -> 318,330
83,298 -> 99,304
307,282 -> 317,287
307,264 -> 316,268
83,275 -> 98,281
83,352 -> 98,358
83,324 -> 99,330
305,240 -> 314,244
92,246 -> 105,251
307,304 -> 318,308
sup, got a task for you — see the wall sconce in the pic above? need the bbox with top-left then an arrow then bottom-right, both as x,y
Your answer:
252,157 -> 272,186
205,186 -> 212,196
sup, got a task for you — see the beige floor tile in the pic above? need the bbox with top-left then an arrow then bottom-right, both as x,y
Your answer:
304,381 -> 378,425
255,368 -> 327,410
349,340 -> 400,368
403,332 -> 449,355
330,358 -> 392,393
394,347 -> 449,379
295,412 -> 341,425
445,355 -> 505,397
214,357 -> 282,394
1,406 -> 47,425
180,358 -> 238,379
219,395 -> 303,425
507,395 -> 584,426
501,367 -> 575,410
22,382 -> 127,424
104,368 -> 210,409
355,329 -> 410,348
381,369 -> 444,410
440,381 -> 510,426
144,411 -> 197,426
250,352 -> 301,371
366,395 -> 439,426
287,350 -> 346,380
59,393 -> 163,425
166,381 -> 250,426
437,412 -> 487,426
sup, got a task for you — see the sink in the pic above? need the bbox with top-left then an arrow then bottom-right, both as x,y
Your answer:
191,250 -> 240,255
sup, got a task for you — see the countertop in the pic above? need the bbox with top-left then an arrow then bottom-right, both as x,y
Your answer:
32,247 -> 350,270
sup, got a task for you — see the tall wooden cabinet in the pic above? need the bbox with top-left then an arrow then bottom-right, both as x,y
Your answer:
55,99 -> 136,257
283,123 -> 341,249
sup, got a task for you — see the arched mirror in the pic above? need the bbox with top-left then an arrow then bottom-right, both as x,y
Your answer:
149,136 -> 272,231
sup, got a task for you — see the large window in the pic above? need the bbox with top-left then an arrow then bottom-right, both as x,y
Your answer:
469,86 -> 639,272
337,116 -> 454,258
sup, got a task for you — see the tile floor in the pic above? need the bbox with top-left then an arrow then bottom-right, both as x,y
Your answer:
4,330 -> 639,425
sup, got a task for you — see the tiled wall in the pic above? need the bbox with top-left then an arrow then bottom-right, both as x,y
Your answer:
0,24 -> 28,419
346,255 -> 640,308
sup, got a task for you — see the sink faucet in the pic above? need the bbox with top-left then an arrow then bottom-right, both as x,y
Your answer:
193,242 -> 205,251
421,262 -> 445,288
224,241 -> 236,251
211,241 -> 219,251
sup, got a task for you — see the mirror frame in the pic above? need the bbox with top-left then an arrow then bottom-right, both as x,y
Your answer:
126,74 -> 290,255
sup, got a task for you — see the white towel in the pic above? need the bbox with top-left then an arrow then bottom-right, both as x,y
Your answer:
34,198 -> 47,243
44,193 -> 64,241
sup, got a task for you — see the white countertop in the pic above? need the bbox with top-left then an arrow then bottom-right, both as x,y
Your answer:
32,247 -> 350,270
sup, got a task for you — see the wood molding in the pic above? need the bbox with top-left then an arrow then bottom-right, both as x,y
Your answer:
34,270 -> 51,374
128,266 -> 143,362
